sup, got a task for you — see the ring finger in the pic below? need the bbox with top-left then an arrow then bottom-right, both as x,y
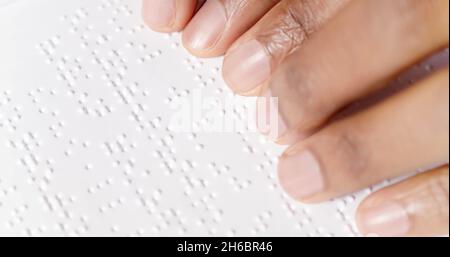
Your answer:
278,68 -> 449,203
262,0 -> 449,144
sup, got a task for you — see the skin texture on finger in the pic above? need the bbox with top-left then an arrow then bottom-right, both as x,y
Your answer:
268,0 -> 449,144
223,0 -> 349,95
278,68 -> 449,203
142,0 -> 198,32
357,166 -> 449,237
182,0 -> 281,57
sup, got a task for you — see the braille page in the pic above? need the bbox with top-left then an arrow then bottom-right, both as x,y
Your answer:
0,0 -> 447,236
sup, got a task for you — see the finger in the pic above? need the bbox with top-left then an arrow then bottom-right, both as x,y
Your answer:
357,166 -> 449,237
142,0 -> 198,32
278,68 -> 449,203
223,0 -> 348,95
182,0 -> 281,57
268,0 -> 449,144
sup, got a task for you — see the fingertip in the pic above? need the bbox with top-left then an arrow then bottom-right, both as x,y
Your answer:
142,0 -> 176,32
181,0 -> 227,58
277,150 -> 326,203
142,0 -> 197,33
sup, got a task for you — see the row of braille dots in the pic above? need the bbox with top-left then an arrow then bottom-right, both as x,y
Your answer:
36,30 -> 94,103
6,193 -> 88,236
27,88 -> 67,139
38,193 -> 90,236
5,204 -> 28,230
97,0 -> 165,64
92,48 -> 128,87
101,133 -> 141,186
14,132 -> 42,174
28,87 -> 59,112
118,91 -> 152,132
7,132 -> 41,152
112,81 -> 150,104
98,197 -> 126,214
97,40 -> 156,133
87,178 -> 114,196
60,8 -> 89,34
64,138 -> 91,158
192,73 -> 218,89
281,199 -> 315,227
181,173 -> 209,194
252,211 -> 273,235
98,130 -> 174,182
5,131 -> 87,234
24,158 -> 56,193
58,27 -> 160,134
179,163 -> 229,233
137,208 -> 189,236
55,56 -> 85,89
134,188 -> 162,215
0,180 -> 17,209
0,90 -> 11,107
36,35 -> 60,64
254,150 -> 279,190
9,133 -> 58,193
88,47 -> 157,131
100,1 -> 164,62
153,147 -> 177,175
55,1 -> 162,127
187,192 -> 224,234
133,44 -> 162,64
98,0 -> 133,16
100,132 -> 150,191
0,105 -> 21,132
334,195 -> 360,236
104,191 -> 186,235
165,86 -> 190,109
21,214 -> 88,237
228,176 -> 252,192
184,57 -> 205,72
58,6 -> 132,103
75,91 -> 114,118
207,162 -> 230,177
56,53 -> 117,119
102,134 -> 138,156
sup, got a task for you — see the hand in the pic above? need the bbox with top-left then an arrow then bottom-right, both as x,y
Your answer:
142,0 -> 449,236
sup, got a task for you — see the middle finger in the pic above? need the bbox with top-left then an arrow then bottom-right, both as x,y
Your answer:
265,0 -> 448,144
222,0 -> 348,95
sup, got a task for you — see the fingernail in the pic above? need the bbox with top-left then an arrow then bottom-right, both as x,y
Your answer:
358,202 -> 410,237
183,0 -> 226,50
278,150 -> 324,200
223,40 -> 271,93
142,0 -> 176,29
256,90 -> 287,141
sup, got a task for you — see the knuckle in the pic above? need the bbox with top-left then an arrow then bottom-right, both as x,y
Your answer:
257,0 -> 346,61
328,124 -> 370,180
258,5 -> 307,60
272,64 -> 320,130
222,0 -> 248,17
284,0 -> 318,36
259,0 -> 339,59
272,61 -> 330,132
